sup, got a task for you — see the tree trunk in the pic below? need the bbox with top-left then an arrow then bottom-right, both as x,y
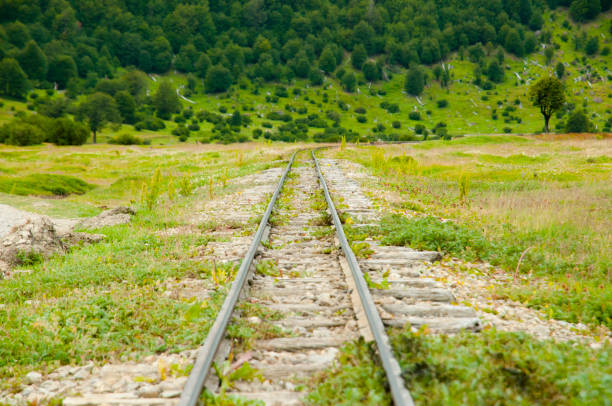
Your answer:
92,129 -> 97,144
544,114 -> 550,133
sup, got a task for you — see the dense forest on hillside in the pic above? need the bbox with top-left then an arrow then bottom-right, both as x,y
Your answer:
0,0 -> 611,145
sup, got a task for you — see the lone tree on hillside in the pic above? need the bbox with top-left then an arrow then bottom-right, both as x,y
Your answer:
404,66 -> 425,96
78,92 -> 120,144
529,76 -> 565,133
153,79 -> 180,119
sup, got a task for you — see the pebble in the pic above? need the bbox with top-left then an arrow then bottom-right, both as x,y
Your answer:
24,371 -> 42,384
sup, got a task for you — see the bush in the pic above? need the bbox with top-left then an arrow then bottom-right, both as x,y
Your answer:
409,111 -> 421,121
134,117 -> 165,131
356,115 -> 367,123
565,110 -> 593,133
392,121 -> 401,129
0,121 -> 45,146
355,107 -> 366,114
48,118 -> 89,145
437,99 -> 449,108
108,133 -> 145,145
503,127 -> 513,133
414,123 -> 426,134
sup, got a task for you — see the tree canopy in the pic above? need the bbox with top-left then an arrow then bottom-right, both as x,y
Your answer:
529,76 -> 566,133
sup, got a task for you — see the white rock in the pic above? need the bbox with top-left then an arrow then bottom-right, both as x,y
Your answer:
24,371 -> 43,384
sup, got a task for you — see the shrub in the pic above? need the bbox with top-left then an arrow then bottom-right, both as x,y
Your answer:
409,111 -> 421,121
0,121 -> 45,146
503,127 -> 513,133
356,115 -> 367,123
437,99 -> 449,108
109,133 -> 145,145
565,110 -> 593,133
48,118 -> 89,145
392,121 -> 401,129
355,107 -> 366,114
414,123 -> 426,134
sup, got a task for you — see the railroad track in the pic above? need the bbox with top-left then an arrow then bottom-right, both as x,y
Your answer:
178,150 -> 480,406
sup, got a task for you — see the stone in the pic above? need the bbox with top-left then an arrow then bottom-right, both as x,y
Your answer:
0,217 -> 65,267
73,368 -> 90,380
24,371 -> 43,384
78,207 -> 135,229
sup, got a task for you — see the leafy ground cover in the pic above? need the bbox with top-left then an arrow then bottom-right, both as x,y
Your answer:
332,134 -> 612,329
307,329 -> 612,406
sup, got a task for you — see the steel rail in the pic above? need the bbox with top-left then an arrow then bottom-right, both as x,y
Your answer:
312,150 -> 415,406
179,151 -> 298,406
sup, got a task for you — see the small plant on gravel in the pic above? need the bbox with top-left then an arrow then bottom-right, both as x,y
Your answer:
363,270 -> 390,290
350,241 -> 374,259
256,260 -> 282,277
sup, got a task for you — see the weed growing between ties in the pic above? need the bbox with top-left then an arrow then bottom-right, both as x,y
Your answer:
307,330 -> 612,406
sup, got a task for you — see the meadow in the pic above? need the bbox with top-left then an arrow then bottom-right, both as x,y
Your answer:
331,134 -> 612,330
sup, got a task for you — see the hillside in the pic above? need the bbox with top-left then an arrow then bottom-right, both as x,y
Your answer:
0,2 -> 611,146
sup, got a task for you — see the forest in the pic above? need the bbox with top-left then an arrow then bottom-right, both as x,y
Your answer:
0,0 -> 611,145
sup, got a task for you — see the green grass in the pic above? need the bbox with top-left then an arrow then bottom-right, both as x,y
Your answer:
333,135 -> 612,330
0,173 -> 94,197
308,330 -> 612,406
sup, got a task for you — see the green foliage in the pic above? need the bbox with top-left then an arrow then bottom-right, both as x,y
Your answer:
351,45 -> 367,70
205,65 -> 232,93
0,174 -> 94,196
342,72 -> 357,93
306,338 -> 392,406
78,92 -> 121,143
585,36 -> 599,55
404,66 -> 425,96
108,133 -> 145,145
48,117 -> 89,146
529,76 -> 565,132
555,62 -> 565,79
0,58 -> 29,99
47,55 -> 77,89
565,110 -> 592,132
570,0 -> 602,22
153,80 -> 180,120
114,91 -> 137,124
18,41 -> 47,81
319,47 -> 337,74
0,121 -> 44,146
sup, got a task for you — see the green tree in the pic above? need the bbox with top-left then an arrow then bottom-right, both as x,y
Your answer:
0,58 -> 29,99
0,122 -> 43,146
555,62 -> 565,79
18,41 -> 47,81
47,55 -> 77,89
205,65 -> 232,93
153,80 -> 181,119
175,44 -> 199,73
342,72 -> 357,92
195,53 -> 211,79
78,92 -> 120,144
505,29 -> 524,56
544,47 -> 555,65
404,66 -> 425,96
309,68 -> 324,86
352,45 -> 367,70
529,76 -> 565,133
487,59 -> 504,83
114,91 -> 136,124
585,36 -> 599,55
565,110 -> 592,133
319,47 -> 337,74
570,0 -> 601,22
363,61 -> 380,82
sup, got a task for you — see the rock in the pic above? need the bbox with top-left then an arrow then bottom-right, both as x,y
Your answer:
61,232 -> 105,247
0,217 -> 66,267
161,391 -> 181,398
24,371 -> 43,384
138,384 -> 161,398
78,207 -> 135,229
73,368 -> 90,380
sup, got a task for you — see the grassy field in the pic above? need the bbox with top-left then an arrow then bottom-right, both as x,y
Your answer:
0,142 -> 305,385
330,134 -> 612,330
